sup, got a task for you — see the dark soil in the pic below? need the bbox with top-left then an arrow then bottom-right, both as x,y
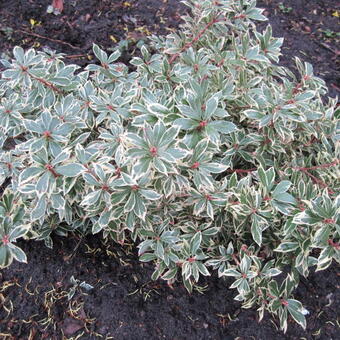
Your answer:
0,1 -> 339,339
1,235 -> 339,339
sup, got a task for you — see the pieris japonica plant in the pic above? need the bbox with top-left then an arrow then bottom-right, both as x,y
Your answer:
0,0 -> 339,332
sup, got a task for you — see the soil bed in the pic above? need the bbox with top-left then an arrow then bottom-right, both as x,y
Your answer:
0,0 -> 339,339
1,235 -> 339,339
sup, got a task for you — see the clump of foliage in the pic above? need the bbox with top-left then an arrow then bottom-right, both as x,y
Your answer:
0,0 -> 339,332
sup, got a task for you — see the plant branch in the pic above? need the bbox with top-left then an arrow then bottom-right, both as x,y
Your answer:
292,160 -> 339,171
228,160 -> 338,193
169,17 -> 222,64
30,74 -> 63,94
18,29 -> 81,50
228,168 -> 257,174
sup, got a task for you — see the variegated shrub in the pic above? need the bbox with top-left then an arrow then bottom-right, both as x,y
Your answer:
0,0 -> 339,332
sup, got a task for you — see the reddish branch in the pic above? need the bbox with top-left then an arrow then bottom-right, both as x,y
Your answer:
33,76 -> 63,94
303,170 -> 330,191
228,168 -> 257,174
18,29 -> 80,50
21,66 -> 63,94
169,17 -> 222,64
65,54 -> 89,59
228,160 -> 339,193
292,160 -> 339,172
292,160 -> 339,194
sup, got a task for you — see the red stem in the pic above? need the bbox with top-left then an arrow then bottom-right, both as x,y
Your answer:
228,168 -> 257,174
169,17 -> 222,64
293,160 -> 339,171
228,160 -> 338,193
29,73 -> 63,94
